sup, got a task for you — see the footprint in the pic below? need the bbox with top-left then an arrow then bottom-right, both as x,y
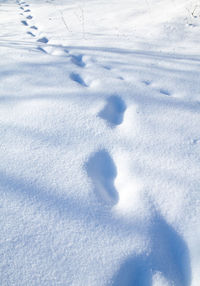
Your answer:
24,9 -> 31,12
103,65 -> 111,70
37,46 -> 47,54
85,150 -> 118,205
117,76 -> 124,81
112,255 -> 151,286
70,72 -> 87,87
20,6 -> 24,10
160,89 -> 171,96
112,213 -> 191,286
24,4 -> 29,7
27,31 -> 35,37
21,20 -> 28,26
26,15 -> 33,19
142,80 -> 151,86
37,37 -> 49,43
70,54 -> 85,68
30,25 -> 38,30
98,95 -> 126,127
191,138 -> 200,145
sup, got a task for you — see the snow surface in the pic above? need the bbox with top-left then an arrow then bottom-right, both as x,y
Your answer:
0,0 -> 200,285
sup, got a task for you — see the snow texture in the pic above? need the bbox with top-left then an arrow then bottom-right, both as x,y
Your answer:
0,0 -> 200,285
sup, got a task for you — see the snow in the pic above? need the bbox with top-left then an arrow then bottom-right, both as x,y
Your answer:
0,0 -> 200,285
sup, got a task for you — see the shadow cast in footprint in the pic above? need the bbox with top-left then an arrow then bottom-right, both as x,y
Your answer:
112,255 -> 152,286
30,25 -> 38,30
98,95 -> 126,127
37,46 -> 47,54
160,89 -> 171,96
21,20 -> 28,26
85,150 -> 118,205
27,31 -> 35,37
70,72 -> 87,87
37,37 -> 49,44
70,54 -> 85,68
112,213 -> 191,286
142,80 -> 151,86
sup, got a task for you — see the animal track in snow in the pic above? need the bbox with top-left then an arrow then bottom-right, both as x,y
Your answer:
26,15 -> 33,19
30,25 -> 38,30
37,37 -> 49,43
27,31 -> 35,37
103,65 -> 111,70
70,72 -> 87,87
24,9 -> 31,12
85,150 -> 118,205
98,95 -> 126,127
38,46 -> 68,56
37,46 -> 47,54
142,80 -> 151,86
191,138 -> 200,145
117,76 -> 124,81
160,89 -> 171,96
21,20 -> 28,26
70,54 -> 85,68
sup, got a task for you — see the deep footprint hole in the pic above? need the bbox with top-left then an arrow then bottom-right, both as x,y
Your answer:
71,54 -> 85,68
27,31 -> 35,37
85,150 -> 118,205
37,37 -> 49,44
30,25 -> 38,30
99,95 -> 126,127
70,72 -> 87,87
21,20 -> 28,26
160,89 -> 171,96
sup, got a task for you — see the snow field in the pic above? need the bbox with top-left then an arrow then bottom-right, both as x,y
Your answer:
0,0 -> 200,285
